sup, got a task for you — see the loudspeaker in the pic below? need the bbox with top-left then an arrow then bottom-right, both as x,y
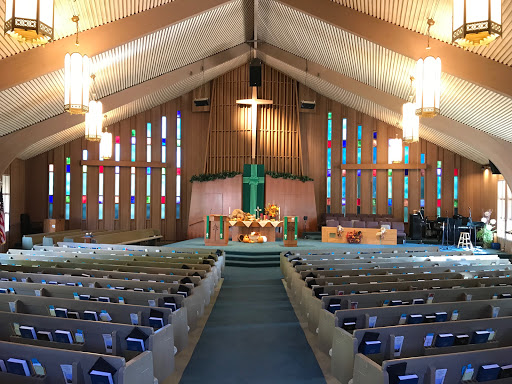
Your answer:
489,161 -> 501,174
249,58 -> 262,87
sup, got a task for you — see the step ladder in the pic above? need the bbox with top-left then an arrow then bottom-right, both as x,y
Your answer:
457,232 -> 473,249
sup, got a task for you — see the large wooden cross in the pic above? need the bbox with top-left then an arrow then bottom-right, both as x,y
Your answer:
236,87 -> 273,160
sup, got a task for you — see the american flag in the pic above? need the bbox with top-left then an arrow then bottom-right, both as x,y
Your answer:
0,188 -> 5,245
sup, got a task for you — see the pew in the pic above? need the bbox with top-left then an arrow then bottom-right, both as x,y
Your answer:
0,340 -> 154,384
0,311 -> 173,382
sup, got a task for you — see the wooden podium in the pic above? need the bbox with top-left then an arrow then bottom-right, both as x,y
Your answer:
283,216 -> 298,247
204,215 -> 229,246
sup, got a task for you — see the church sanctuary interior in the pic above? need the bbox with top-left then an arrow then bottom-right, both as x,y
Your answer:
2,0 -> 512,383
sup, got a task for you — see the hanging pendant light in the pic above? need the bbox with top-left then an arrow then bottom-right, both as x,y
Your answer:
85,74 -> 102,141
415,19 -> 441,118
388,135 -> 403,164
64,15 -> 90,114
403,76 -> 419,143
4,0 -> 55,45
453,0 -> 502,47
100,123 -> 112,160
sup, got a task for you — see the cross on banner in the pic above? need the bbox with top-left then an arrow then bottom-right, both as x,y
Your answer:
236,87 -> 273,159
242,164 -> 265,216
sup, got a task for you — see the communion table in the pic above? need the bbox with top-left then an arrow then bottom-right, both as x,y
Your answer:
203,215 -> 298,245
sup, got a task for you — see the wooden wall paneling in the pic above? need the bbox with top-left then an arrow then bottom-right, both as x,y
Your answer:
52,145 -> 64,220
330,101 -> 341,214
8,159 -> 25,247
25,153 -> 47,226
376,120 -> 388,215
390,126 -> 404,221
345,108 -> 357,215
68,138 -> 82,230
165,100 -> 177,241
151,105 -> 162,233
360,114 -> 373,214
443,149 -> 455,218
119,117 -> 131,230
425,141 -> 438,219
86,138 -> 99,230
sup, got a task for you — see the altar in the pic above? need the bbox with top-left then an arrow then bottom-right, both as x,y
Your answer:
204,215 -> 298,246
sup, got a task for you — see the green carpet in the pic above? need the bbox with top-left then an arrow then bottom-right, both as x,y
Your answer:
179,267 -> 326,384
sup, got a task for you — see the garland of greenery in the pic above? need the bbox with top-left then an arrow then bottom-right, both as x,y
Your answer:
190,171 -> 313,183
190,171 -> 241,183
265,171 -> 313,182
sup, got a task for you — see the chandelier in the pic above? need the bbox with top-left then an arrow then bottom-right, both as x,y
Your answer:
4,0 -> 54,45
388,136 -> 403,164
100,126 -> 112,160
403,76 -> 419,143
415,19 -> 441,118
453,0 -> 502,47
64,15 -> 90,114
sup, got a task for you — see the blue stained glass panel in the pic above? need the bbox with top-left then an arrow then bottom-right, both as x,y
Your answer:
357,148 -> 361,164
49,195 -> 53,203
327,120 -> 332,140
147,167 -> 151,175
342,178 -> 346,198
327,177 -> 331,198
131,204 -> 135,220
372,177 -> 377,198
342,148 -> 346,164
161,204 -> 166,220
420,199 -> 425,207
49,204 -> 53,219
388,198 -> 392,206
115,204 -> 119,219
162,139 -> 166,145
82,204 -> 86,220
421,154 -> 425,164
342,198 -> 346,205
404,176 -> 409,198
404,146 -> 409,164
146,204 -> 151,220
454,176 -> 458,200
373,131 -> 377,139
327,148 -> 331,169
176,204 -> 180,219
66,165 -> 70,172
131,146 -> 136,162
342,140 -> 346,148
437,176 -> 442,199
373,147 -> 377,164
405,169 -> 409,176
99,205 -> 103,220
357,126 -> 362,140
65,204 -> 70,220
176,196 -> 181,204
327,169 -> 331,177
131,196 -> 135,204
404,207 -> 408,223
357,169 -> 361,177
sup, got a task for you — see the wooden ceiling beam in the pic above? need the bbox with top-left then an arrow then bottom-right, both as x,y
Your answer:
257,43 -> 512,190
0,44 -> 250,175
0,0 -> 232,91
276,0 -> 512,99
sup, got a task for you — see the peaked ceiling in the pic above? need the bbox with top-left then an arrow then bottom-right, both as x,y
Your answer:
0,0 -> 511,169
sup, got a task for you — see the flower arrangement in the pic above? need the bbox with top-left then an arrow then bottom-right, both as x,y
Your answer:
376,226 -> 387,240
346,230 -> 363,244
336,225 -> 344,237
265,203 -> 279,219
477,209 -> 497,248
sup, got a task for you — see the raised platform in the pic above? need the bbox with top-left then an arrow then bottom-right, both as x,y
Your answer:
166,238 -> 496,268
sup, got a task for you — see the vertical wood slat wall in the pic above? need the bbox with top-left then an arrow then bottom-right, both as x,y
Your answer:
206,64 -> 302,174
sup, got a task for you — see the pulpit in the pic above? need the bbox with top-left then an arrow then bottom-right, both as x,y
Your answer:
204,215 -> 229,246
283,216 -> 298,247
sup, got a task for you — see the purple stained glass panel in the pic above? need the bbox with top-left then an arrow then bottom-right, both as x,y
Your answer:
357,170 -> 361,177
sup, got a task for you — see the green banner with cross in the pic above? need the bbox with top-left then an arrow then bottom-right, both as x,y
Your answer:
242,164 -> 265,216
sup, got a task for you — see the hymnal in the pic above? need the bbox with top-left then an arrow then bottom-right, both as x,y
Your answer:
499,364 -> 512,379
19,325 -> 37,339
435,312 -> 448,322
67,311 -> 80,319
407,314 -> 423,324
471,330 -> 490,344
99,297 -> 110,303
89,357 -> 116,384
396,374 -> 419,384
84,311 -> 99,321
361,340 -> 381,355
342,320 -> 356,332
476,364 -> 500,382
55,308 -> 68,318
79,294 -> 90,300
454,334 -> 469,345
61,364 -> 73,383
6,358 -> 31,376
55,330 -> 74,344
37,330 -> 53,341
390,300 -> 402,306
424,315 -> 436,323
434,333 -> 454,348
149,317 -> 164,329
126,328 -> 148,352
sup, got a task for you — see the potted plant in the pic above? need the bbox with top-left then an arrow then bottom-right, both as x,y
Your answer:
476,210 -> 496,248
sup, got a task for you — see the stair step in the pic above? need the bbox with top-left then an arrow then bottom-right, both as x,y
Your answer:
226,260 -> 280,268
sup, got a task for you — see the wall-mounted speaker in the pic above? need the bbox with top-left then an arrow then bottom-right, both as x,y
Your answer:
249,58 -> 262,87
489,160 -> 501,174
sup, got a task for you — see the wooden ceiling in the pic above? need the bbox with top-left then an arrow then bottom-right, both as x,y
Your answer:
0,0 -> 511,174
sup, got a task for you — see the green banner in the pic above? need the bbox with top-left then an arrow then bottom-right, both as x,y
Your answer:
219,215 -> 224,240
295,216 -> 298,240
284,217 -> 288,241
242,164 -> 265,216
206,215 -> 210,239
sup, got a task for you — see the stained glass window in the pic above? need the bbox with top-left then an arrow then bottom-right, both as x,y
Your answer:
404,146 -> 409,222
420,153 -> 425,208
48,164 -> 54,219
131,129 -> 136,162
437,161 -> 442,217
115,137 -> 120,219
454,168 -> 459,215
387,169 -> 393,215
115,136 -> 121,162
146,123 -> 151,219
356,125 -> 362,214
161,116 -> 167,219
98,165 -> 104,220
82,150 -> 88,220
131,166 -> 135,220
65,157 -> 70,220
342,118 -> 347,214
176,111 -> 181,219
372,131 -> 377,214
326,112 -> 332,213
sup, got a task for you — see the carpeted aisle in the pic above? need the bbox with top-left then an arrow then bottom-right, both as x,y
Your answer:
179,267 -> 326,384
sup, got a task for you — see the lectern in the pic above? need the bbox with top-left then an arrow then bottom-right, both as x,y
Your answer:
204,215 -> 229,246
